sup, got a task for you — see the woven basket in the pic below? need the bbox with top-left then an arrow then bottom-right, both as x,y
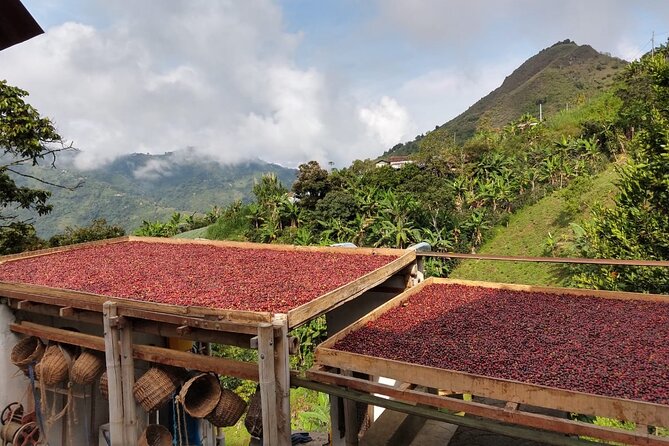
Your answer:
205,388 -> 247,427
138,424 -> 172,446
10,336 -> 45,372
178,373 -> 221,418
70,350 -> 104,385
133,368 -> 177,412
244,390 -> 263,438
35,345 -> 69,386
99,371 -> 109,399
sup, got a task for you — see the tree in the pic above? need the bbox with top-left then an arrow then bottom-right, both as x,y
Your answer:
0,80 -> 78,254
48,219 -> 125,247
572,49 -> 669,293
292,161 -> 330,210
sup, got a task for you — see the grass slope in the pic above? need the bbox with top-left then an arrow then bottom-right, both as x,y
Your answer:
450,163 -> 619,286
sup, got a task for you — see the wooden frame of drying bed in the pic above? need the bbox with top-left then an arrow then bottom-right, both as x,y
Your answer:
313,277 -> 669,445
0,237 -> 418,446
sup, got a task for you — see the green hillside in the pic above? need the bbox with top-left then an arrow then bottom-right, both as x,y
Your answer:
450,163 -> 619,286
384,40 -> 626,157
13,152 -> 296,237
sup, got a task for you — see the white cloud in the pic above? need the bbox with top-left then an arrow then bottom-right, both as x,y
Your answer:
0,0 -> 400,169
358,96 -> 413,148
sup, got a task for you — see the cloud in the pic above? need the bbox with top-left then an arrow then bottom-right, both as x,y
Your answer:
0,0 -> 403,169
374,0 -> 669,61
358,96 -> 413,148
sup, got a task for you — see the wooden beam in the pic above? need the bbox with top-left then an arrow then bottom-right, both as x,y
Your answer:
131,319 -> 254,348
103,302 -> 125,446
293,376 -> 602,446
342,370 -> 359,446
419,251 -> 669,268
119,320 -> 137,446
307,368 -> 669,446
315,345 -> 669,428
258,323 -> 278,446
10,321 -> 260,380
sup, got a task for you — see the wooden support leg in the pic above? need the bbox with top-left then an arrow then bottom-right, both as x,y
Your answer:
273,315 -> 291,446
342,370 -> 359,446
103,302 -> 125,446
120,319 -> 138,446
258,323 -> 278,446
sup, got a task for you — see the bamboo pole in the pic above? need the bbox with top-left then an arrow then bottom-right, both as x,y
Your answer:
103,302 -> 125,446
258,323 -> 278,445
273,315 -> 291,446
119,319 -> 138,446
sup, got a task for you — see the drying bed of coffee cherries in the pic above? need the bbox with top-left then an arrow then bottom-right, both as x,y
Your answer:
0,241 -> 398,313
334,283 -> 669,404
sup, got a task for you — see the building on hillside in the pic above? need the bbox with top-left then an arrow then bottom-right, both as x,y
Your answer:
375,156 -> 414,169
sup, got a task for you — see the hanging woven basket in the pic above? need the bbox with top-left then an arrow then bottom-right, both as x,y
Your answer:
205,388 -> 247,427
178,373 -> 221,418
138,424 -> 172,446
34,345 -> 69,386
244,389 -> 263,438
133,368 -> 178,412
10,336 -> 45,373
70,350 -> 105,385
99,371 -> 109,400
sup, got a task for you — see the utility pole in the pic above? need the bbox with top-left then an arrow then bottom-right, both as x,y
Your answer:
652,31 -> 655,57
539,103 -> 543,122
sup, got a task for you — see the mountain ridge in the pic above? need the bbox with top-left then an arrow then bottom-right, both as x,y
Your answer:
383,40 -> 627,157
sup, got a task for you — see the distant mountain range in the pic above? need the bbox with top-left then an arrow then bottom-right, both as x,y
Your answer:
383,40 -> 627,157
14,151 -> 297,237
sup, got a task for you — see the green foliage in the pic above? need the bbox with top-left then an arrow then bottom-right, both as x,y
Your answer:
292,161 -> 330,209
48,218 -> 125,247
0,80 -> 74,254
290,317 -> 327,369
135,210 -> 215,238
571,48 -> 669,293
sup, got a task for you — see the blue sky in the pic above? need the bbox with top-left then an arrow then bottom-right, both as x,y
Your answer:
3,1 -> 669,171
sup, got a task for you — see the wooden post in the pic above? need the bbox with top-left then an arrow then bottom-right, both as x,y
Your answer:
119,319 -> 138,446
273,314 -> 291,446
258,323 -> 278,445
103,302 -> 125,446
342,370 -> 359,446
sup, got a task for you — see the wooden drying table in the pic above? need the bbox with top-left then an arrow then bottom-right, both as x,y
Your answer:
0,236 -> 417,446
311,277 -> 669,446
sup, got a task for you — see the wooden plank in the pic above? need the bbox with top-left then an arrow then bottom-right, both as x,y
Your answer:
131,319 -> 254,348
286,251 -> 417,328
127,235 -> 407,257
117,307 -> 263,335
315,346 -> 669,427
0,281 -> 272,325
435,277 -> 669,303
420,251 -> 669,268
273,315 -> 291,446
292,377 -> 600,446
306,368 -> 669,446
258,323 -> 278,446
0,236 -> 130,264
8,299 -> 102,325
119,320 -> 137,446
10,321 -> 260,380
103,302 -> 126,446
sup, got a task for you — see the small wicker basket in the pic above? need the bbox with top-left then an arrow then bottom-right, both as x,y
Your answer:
205,388 -> 247,427
138,424 -> 172,446
178,373 -> 221,418
10,336 -> 45,373
35,345 -> 69,386
244,390 -> 263,438
99,371 -> 109,399
70,350 -> 104,385
133,368 -> 177,412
